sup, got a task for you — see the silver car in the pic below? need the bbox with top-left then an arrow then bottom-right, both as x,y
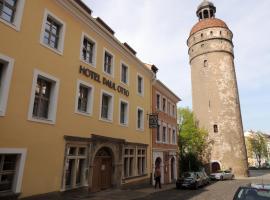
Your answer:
210,170 -> 234,181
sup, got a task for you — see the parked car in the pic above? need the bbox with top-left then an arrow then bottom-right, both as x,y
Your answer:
199,171 -> 210,185
210,170 -> 234,180
176,172 -> 204,189
233,183 -> 270,200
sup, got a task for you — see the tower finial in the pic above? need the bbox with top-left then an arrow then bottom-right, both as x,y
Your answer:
196,1 -> 216,21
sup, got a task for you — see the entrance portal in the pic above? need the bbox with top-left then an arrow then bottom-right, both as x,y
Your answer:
92,147 -> 113,192
211,162 -> 221,173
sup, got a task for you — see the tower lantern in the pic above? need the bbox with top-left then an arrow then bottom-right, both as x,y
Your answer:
196,0 -> 216,20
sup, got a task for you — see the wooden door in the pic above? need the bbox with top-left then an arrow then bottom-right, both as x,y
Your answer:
92,148 -> 112,192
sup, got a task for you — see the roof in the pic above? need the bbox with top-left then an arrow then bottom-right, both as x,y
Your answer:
190,18 -> 228,36
198,0 -> 214,10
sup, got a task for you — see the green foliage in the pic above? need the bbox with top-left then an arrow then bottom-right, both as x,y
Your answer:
178,107 -> 209,173
247,132 -> 268,168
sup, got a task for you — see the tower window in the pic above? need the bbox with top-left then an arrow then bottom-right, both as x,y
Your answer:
203,10 -> 209,18
210,10 -> 214,18
204,60 -> 208,67
213,124 -> 218,133
199,12 -> 202,20
201,44 -> 204,48
201,33 -> 203,38
220,31 -> 222,35
210,31 -> 213,36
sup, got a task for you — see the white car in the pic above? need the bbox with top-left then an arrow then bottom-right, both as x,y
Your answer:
210,170 -> 234,180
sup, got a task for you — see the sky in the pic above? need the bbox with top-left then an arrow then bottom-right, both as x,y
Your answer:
82,0 -> 270,133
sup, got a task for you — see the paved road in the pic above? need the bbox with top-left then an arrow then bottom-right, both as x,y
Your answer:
134,170 -> 270,200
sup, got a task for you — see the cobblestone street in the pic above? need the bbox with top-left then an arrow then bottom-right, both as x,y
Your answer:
134,170 -> 270,200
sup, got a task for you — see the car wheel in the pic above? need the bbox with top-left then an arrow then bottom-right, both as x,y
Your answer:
194,182 -> 198,190
220,176 -> 223,181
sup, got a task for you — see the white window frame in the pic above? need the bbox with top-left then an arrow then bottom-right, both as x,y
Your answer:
136,106 -> 144,131
0,148 -> 27,194
102,48 -> 114,77
75,80 -> 94,117
99,89 -> 114,122
119,98 -> 129,127
137,73 -> 144,97
0,53 -> 14,116
28,69 -> 60,124
0,0 -> 25,31
80,32 -> 97,67
120,60 -> 129,86
40,9 -> 66,55
156,91 -> 161,111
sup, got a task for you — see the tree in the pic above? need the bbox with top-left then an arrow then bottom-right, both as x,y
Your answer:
178,107 -> 209,172
247,132 -> 268,168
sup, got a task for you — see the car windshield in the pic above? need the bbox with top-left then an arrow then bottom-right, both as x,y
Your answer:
235,188 -> 270,200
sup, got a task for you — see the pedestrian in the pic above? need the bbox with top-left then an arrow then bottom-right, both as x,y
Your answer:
154,166 -> 162,189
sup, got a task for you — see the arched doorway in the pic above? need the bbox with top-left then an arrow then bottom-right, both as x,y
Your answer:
211,162 -> 221,173
170,157 -> 175,182
155,157 -> 161,168
92,147 -> 113,192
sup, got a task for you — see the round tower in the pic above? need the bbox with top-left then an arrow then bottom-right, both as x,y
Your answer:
187,1 -> 248,177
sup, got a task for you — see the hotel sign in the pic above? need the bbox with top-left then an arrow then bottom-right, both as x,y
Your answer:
79,65 -> 129,97
149,113 -> 158,128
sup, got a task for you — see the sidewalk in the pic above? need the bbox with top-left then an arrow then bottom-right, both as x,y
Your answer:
87,184 -> 175,200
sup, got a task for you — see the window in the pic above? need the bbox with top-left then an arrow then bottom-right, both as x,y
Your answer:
137,107 -> 144,130
100,90 -> 113,121
123,148 -> 134,178
0,0 -> 24,30
137,74 -> 144,96
137,149 -> 146,175
156,93 -> 160,110
32,77 -> 51,119
204,60 -> 208,67
156,124 -> 160,142
103,50 -> 114,76
64,145 -> 87,190
75,80 -> 93,116
0,148 -> 27,194
40,10 -> 66,54
81,34 -> 96,65
162,97 -> 166,112
214,124 -> 218,133
168,127 -> 171,144
119,100 -> 128,126
162,126 -> 167,143
172,105 -> 175,117
0,54 -> 14,116
0,0 -> 17,23
28,70 -> 60,124
167,101 -> 171,115
172,129 -> 176,144
121,63 -> 128,84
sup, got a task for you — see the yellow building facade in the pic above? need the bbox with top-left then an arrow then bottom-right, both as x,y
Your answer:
0,0 -> 155,198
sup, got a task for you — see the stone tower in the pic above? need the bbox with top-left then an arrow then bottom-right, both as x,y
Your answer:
187,1 -> 248,177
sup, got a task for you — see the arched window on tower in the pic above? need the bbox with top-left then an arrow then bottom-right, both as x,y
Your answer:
199,12 -> 203,20
203,10 -> 209,19
204,60 -> 208,67
213,124 -> 218,133
210,10 -> 214,18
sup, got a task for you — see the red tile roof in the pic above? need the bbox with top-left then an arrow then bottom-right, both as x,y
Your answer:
190,18 -> 228,35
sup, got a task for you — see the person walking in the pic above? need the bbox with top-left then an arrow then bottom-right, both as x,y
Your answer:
154,166 -> 162,189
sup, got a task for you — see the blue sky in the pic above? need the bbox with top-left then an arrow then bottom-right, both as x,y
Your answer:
82,0 -> 270,133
